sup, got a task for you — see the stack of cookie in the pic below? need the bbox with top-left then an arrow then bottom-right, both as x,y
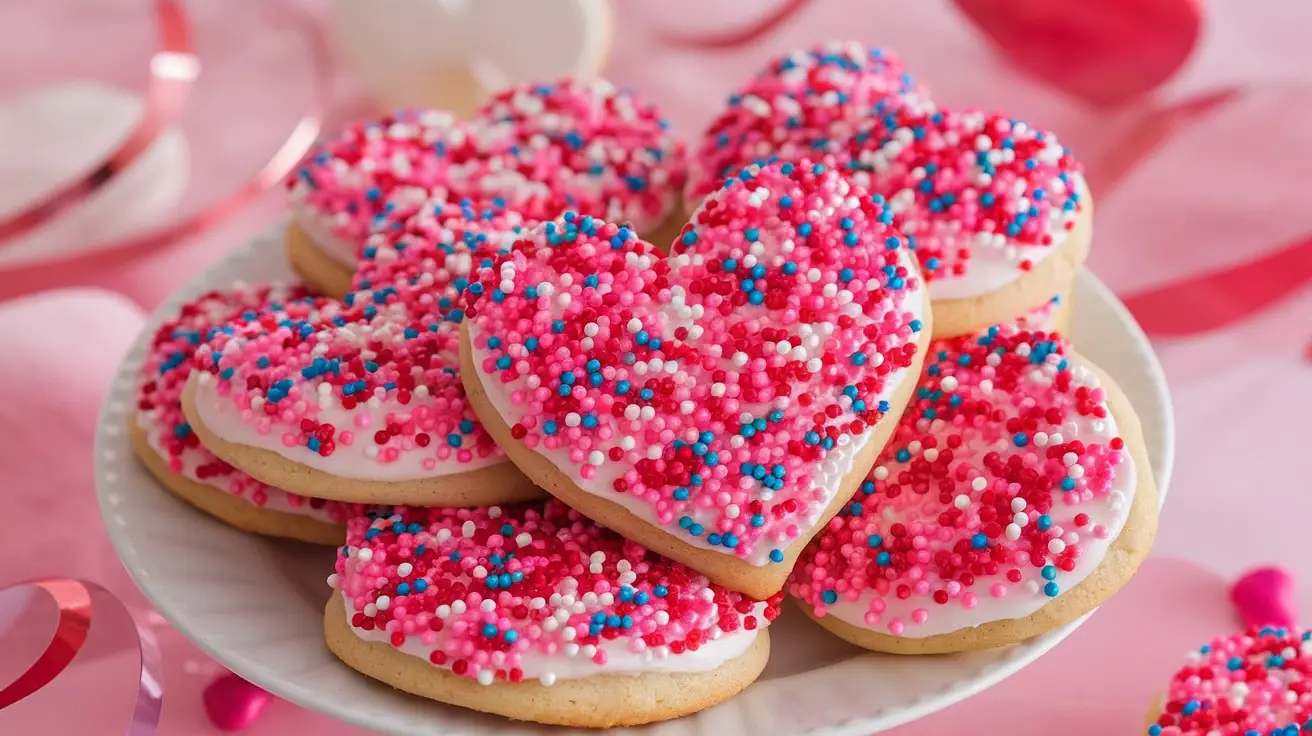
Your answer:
130,41 -> 1158,728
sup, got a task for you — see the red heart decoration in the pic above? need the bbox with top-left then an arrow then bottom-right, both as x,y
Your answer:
952,0 -> 1204,107
202,673 -> 276,732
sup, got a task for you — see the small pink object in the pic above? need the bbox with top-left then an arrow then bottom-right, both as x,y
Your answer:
202,673 -> 275,732
1229,566 -> 1298,629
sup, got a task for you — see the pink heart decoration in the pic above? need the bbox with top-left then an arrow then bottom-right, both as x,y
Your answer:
202,673 -> 275,732
951,0 -> 1204,107
1230,566 -> 1299,630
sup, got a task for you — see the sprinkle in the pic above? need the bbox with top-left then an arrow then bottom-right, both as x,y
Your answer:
333,501 -> 783,684
198,201 -> 525,481
136,285 -> 364,523
788,326 -> 1133,637
1146,626 -> 1312,735
464,159 -> 926,564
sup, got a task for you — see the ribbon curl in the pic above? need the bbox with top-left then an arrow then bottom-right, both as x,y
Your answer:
0,0 -> 331,283
0,579 -> 162,735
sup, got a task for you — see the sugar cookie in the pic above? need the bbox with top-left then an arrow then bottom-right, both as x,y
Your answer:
1144,626 -> 1312,735
325,501 -> 779,727
690,42 -> 1091,338
132,285 -> 364,544
789,326 -> 1157,652
460,159 -> 931,598
287,80 -> 689,297
687,41 -> 922,204
182,240 -> 541,506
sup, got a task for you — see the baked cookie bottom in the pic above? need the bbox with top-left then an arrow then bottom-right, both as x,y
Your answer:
181,377 -> 544,507
323,597 -> 772,728
286,219 -> 354,300
795,356 -> 1159,654
129,419 -> 346,545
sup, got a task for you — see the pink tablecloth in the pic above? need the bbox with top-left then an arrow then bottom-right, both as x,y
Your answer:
1,1 -> 1309,733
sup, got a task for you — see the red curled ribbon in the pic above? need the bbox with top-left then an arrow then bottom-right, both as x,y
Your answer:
0,579 -> 162,735
0,0 -> 331,282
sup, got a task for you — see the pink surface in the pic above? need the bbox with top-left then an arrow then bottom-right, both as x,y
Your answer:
1,0 -> 1310,733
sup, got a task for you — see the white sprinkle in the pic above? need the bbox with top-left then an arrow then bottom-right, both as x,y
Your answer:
397,562 -> 413,578
357,548 -> 374,562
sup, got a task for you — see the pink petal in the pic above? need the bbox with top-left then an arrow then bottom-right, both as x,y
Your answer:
1230,567 -> 1298,630
203,673 -> 276,732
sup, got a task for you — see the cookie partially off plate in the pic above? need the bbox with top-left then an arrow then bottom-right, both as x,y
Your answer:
96,222 -> 1174,735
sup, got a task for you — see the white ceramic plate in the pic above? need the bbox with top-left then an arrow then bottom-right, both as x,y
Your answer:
95,224 -> 1175,735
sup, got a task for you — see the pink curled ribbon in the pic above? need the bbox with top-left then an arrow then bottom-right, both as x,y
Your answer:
0,0 -> 331,281
0,579 -> 162,735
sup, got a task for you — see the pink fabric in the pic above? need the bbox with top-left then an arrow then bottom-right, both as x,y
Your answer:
2,0 -> 1310,732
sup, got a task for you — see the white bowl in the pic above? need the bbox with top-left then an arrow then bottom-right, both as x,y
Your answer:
95,224 -> 1174,735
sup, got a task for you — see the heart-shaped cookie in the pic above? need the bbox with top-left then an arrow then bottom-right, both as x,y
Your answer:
788,326 -> 1158,653
287,78 -> 689,298
691,43 -> 1092,339
459,159 -> 932,597
134,284 -> 369,543
326,500 -> 782,727
687,41 -> 924,204
183,201 -> 544,507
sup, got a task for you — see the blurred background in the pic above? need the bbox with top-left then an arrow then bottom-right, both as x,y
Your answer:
0,0 -> 1308,733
